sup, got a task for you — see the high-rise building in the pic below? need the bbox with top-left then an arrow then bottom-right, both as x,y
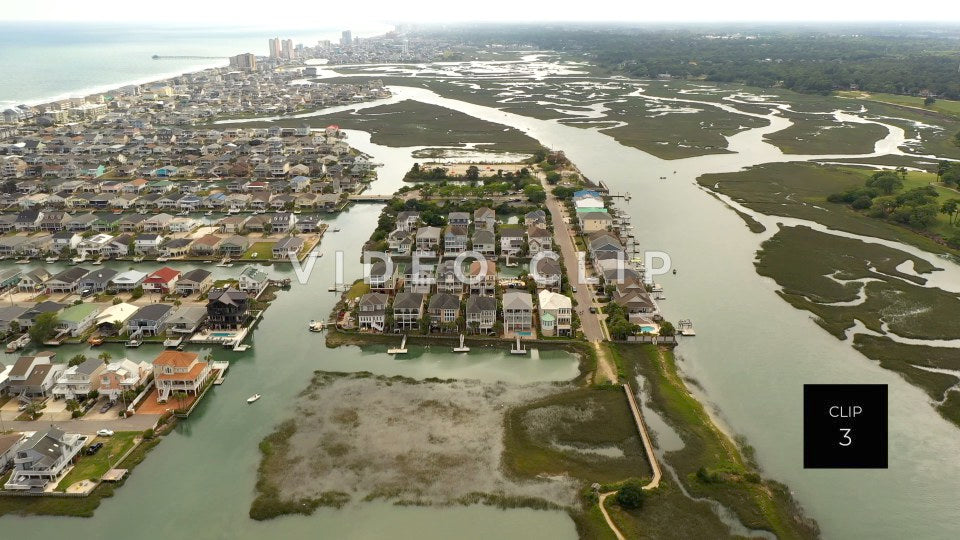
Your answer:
229,53 -> 257,71
281,39 -> 294,60
340,30 -> 352,47
268,38 -> 281,59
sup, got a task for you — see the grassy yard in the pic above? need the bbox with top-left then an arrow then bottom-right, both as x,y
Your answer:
611,344 -> 819,540
345,280 -> 369,301
55,431 -> 140,491
242,242 -> 276,259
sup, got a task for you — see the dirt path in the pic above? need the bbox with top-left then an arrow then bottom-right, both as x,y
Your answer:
598,491 -> 627,540
592,341 -> 618,384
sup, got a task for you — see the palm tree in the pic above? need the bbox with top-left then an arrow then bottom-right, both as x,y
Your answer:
174,391 -> 188,411
98,351 -> 112,364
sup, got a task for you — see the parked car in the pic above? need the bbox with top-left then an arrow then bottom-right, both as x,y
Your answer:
17,402 -> 28,412
96,429 -> 114,437
80,288 -> 93,297
589,306 -> 598,314
99,401 -> 114,414
86,442 -> 104,455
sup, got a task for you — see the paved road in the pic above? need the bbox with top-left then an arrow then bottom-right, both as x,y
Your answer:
540,174 -> 606,343
0,414 -> 161,434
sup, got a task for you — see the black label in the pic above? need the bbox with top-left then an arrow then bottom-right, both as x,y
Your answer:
803,384 -> 887,469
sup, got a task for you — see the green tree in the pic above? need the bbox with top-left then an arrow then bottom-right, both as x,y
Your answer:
29,312 -> 59,345
866,171 -> 903,195
616,481 -> 645,510
924,96 -> 936,106
954,130 -> 960,148
68,354 -> 87,367
524,184 -> 546,204
659,321 -> 676,337
131,286 -> 144,300
465,165 -> 480,181
99,351 -> 113,364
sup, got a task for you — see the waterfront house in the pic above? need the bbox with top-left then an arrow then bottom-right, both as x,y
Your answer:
99,358 -> 152,401
134,233 -> 165,254
502,291 -> 534,335
238,265 -> 269,296
160,238 -> 192,258
175,269 -> 212,296
153,350 -> 212,403
0,305 -> 28,334
5,352 -> 63,398
190,234 -> 223,256
271,212 -> 297,233
143,267 -> 180,295
357,292 -> 388,331
0,268 -> 21,290
367,258 -> 402,293
79,268 -> 118,293
76,233 -> 114,258
428,293 -> 460,331
468,260 -> 497,296
166,306 -> 208,334
271,236 -> 304,259
206,287 -> 249,329
94,302 -> 139,336
46,266 -> 89,293
219,235 -> 249,257
50,231 -> 81,254
0,434 -> 23,472
3,427 -> 84,491
104,234 -> 133,258
55,302 -> 101,336
17,301 -> 66,329
579,211 -> 613,234
110,269 -> 147,291
465,295 -> 497,334
474,207 -> 496,232
52,356 -> 105,400
538,290 -> 573,337
127,303 -> 174,337
392,292 -> 424,332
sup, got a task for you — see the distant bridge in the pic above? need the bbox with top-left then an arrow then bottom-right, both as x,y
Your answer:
347,194 -> 393,202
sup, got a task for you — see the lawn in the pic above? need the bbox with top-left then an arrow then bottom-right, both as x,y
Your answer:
345,280 -> 369,301
242,242 -> 276,260
55,431 -> 140,491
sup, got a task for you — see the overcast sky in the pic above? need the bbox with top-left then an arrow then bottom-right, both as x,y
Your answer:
3,0 -> 959,25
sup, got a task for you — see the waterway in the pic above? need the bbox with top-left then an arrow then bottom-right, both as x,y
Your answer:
0,204 -> 580,537
224,79 -> 960,537
5,63 -> 960,538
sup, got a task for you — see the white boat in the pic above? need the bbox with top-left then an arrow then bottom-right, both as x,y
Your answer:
14,258 -> 30,264
247,394 -> 261,403
308,320 -> 326,332
45,257 -> 58,263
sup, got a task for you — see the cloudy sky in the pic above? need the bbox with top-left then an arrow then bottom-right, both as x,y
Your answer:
2,0 -> 958,25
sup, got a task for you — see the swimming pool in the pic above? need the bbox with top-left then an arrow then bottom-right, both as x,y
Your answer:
640,326 -> 657,334
211,332 -> 236,338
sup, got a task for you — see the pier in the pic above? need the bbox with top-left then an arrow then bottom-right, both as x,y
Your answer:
152,55 -> 227,60
452,334 -> 470,353
387,335 -> 408,354
510,335 -> 527,355
347,194 -> 393,202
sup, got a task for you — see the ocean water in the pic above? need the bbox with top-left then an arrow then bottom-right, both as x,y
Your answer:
0,22 -> 392,108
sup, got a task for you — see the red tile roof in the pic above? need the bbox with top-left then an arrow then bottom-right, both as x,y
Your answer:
146,266 -> 180,283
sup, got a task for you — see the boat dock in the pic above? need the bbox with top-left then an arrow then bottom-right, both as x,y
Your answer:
387,335 -> 408,354
510,335 -> 527,355
678,319 -> 696,336
452,334 -> 470,353
212,361 -> 230,385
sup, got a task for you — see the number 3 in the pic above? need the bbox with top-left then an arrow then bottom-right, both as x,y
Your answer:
839,428 -> 853,447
